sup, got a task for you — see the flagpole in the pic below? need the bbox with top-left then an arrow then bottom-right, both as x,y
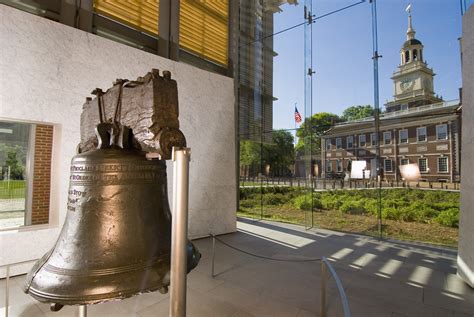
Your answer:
294,102 -> 297,179
294,102 -> 297,141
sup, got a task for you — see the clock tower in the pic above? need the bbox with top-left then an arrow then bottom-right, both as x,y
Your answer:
385,7 -> 442,113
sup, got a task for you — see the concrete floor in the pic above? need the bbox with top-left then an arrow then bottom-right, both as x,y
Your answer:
1,217 -> 473,316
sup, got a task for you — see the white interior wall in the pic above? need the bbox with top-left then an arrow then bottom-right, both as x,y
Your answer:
0,5 -> 236,273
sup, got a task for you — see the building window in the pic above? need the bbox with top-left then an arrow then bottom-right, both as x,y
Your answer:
401,104 -> 408,111
94,1 -> 159,36
336,160 -> 342,172
419,158 -> 428,173
326,160 -> 332,172
326,139 -> 331,150
399,129 -> 408,144
438,157 -> 448,173
347,136 -> 353,149
336,138 -> 342,149
383,131 -> 391,145
0,121 -> 53,229
384,159 -> 393,172
417,127 -> 427,142
413,49 -> 418,61
400,158 -> 409,165
436,124 -> 448,140
359,135 -> 366,147
179,0 -> 229,66
370,133 -> 376,146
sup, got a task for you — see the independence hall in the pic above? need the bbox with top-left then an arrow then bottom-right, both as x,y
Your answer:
321,13 -> 461,183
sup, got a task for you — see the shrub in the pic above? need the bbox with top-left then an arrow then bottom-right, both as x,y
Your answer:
292,194 -> 322,211
395,201 -> 437,222
239,187 -> 461,227
431,201 -> 459,211
340,200 -> 366,214
435,208 -> 459,227
392,206 -> 417,222
293,195 -> 312,211
239,198 -> 260,209
364,199 -> 379,216
313,197 -> 323,210
262,193 -> 289,205
382,207 -> 399,220
239,187 -> 259,200
321,193 -> 345,210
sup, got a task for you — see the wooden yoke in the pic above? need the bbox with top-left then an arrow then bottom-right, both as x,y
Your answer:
79,69 -> 186,160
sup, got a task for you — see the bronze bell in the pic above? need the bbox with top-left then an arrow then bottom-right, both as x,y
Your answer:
24,123 -> 200,306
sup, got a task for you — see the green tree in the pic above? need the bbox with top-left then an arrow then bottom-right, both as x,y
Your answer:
240,130 -> 295,177
267,130 -> 295,176
341,105 -> 374,121
240,140 -> 262,167
6,150 -> 25,179
295,112 -> 341,155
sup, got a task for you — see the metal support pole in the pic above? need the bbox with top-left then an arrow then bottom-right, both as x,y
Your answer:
5,265 -> 10,317
78,305 -> 87,317
320,260 -> 327,317
370,0 -> 383,239
170,147 -> 191,317
211,235 -> 216,278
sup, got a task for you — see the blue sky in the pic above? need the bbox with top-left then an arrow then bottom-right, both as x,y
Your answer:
271,0 -> 468,131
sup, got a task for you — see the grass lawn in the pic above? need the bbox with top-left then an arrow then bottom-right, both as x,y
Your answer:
0,180 -> 26,199
238,207 -> 458,247
238,208 -> 458,246
238,187 -> 459,247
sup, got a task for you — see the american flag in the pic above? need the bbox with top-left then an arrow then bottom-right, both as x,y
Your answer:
294,107 -> 302,123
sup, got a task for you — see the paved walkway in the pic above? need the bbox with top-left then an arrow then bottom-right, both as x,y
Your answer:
1,218 -> 473,316
0,199 -> 25,212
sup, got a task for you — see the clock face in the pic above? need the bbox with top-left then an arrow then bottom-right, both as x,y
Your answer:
423,78 -> 432,91
400,79 -> 414,91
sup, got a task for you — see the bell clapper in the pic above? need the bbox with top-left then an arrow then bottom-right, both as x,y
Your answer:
50,303 -> 64,312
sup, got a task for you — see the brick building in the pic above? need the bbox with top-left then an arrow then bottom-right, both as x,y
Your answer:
321,11 -> 462,183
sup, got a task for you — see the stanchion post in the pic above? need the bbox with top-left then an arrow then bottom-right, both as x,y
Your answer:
170,147 -> 191,317
5,265 -> 10,317
78,305 -> 87,317
211,234 -> 216,278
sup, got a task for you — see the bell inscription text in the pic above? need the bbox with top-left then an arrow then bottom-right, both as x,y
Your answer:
69,163 -> 164,186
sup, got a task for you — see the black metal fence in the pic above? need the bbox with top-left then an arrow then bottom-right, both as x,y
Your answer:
239,176 -> 460,191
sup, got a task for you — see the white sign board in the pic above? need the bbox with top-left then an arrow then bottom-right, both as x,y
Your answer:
399,163 -> 421,181
350,160 -> 367,179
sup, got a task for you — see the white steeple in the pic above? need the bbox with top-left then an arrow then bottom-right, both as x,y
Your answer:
406,4 -> 416,40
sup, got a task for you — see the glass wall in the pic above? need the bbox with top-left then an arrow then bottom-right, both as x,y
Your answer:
237,1 -> 311,227
238,0 -> 463,247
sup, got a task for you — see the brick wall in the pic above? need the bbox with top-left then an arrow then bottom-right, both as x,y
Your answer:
31,125 -> 53,225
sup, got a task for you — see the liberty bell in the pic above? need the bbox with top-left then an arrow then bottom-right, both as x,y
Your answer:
23,75 -> 200,307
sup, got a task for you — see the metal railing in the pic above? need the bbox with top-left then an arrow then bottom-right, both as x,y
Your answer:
210,234 -> 351,317
1,259 -> 38,317
239,176 -> 461,191
320,257 -> 350,317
